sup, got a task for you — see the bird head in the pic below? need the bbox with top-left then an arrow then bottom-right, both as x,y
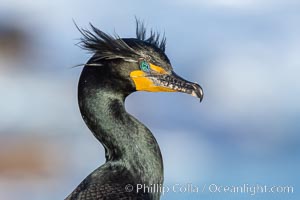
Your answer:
77,20 -> 203,101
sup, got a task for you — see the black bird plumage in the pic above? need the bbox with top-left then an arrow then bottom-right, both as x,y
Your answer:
77,21 -> 166,62
66,20 -> 203,200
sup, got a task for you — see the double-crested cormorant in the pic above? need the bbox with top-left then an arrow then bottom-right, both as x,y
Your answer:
66,20 -> 203,200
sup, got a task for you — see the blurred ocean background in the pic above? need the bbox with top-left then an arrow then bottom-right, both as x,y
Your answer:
0,0 -> 299,199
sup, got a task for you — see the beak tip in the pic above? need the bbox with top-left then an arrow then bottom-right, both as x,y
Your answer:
200,89 -> 204,102
199,95 -> 203,102
192,83 -> 203,102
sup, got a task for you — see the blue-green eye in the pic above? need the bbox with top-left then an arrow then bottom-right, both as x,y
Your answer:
140,60 -> 150,72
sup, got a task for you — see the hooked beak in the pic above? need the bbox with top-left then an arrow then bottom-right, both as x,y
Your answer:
162,71 -> 204,102
130,68 -> 204,102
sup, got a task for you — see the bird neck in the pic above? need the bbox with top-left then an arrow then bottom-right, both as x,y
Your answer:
78,66 -> 163,186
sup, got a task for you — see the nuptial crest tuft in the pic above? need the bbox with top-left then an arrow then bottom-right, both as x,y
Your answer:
76,19 -> 167,62
135,20 -> 166,52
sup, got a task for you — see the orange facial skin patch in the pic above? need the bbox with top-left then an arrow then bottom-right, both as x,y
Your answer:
149,63 -> 168,74
130,69 -> 175,92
